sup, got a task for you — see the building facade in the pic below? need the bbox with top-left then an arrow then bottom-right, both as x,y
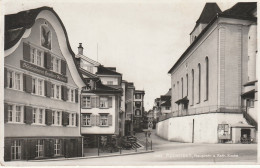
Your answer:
125,82 -> 135,135
133,90 -> 145,132
75,45 -> 123,147
4,7 -> 85,161
157,3 -> 257,143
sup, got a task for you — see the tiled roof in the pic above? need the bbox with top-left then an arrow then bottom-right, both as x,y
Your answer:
96,65 -> 122,76
161,99 -> 171,107
94,81 -> 122,93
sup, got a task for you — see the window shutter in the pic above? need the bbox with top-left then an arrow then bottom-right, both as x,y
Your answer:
23,43 -> 30,62
91,97 -> 96,108
61,60 -> 67,75
96,115 -> 100,126
90,114 -> 96,126
4,68 -> 7,88
49,139 -> 55,157
75,89 -> 78,103
61,86 -> 67,101
76,113 -> 79,126
4,103 -> 8,123
44,139 -> 55,157
108,97 -> 113,108
23,74 -> 32,93
45,109 -> 52,125
24,106 -> 33,124
62,111 -> 69,126
108,115 -> 112,126
4,139 -> 11,161
28,139 -> 37,159
96,97 -> 99,108
44,52 -> 52,69
45,81 -> 52,97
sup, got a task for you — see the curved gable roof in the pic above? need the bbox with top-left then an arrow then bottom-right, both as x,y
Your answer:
5,6 -> 86,88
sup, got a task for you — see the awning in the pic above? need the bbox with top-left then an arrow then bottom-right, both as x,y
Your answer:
175,96 -> 189,105
231,122 -> 255,128
241,89 -> 255,99
243,80 -> 257,86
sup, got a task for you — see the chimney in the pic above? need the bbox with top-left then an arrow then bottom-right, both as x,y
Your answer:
78,43 -> 83,55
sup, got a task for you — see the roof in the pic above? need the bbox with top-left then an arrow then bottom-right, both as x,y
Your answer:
168,3 -> 257,74
5,6 -> 87,86
96,65 -> 122,76
80,68 -> 99,79
222,2 -> 257,17
161,99 -> 171,107
231,122 -> 255,128
190,3 -> 222,34
164,89 -> 171,96
83,80 -> 122,94
160,95 -> 170,101
135,90 -> 145,94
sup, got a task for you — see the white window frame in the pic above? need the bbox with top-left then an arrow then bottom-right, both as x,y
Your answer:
36,140 -> 44,158
82,114 -> 91,126
100,114 -> 108,126
70,113 -> 76,126
54,139 -> 61,156
38,79 -> 44,96
100,97 -> 108,108
107,81 -> 113,85
7,104 -> 23,123
11,140 -> 21,160
32,108 -> 45,125
57,111 -> 62,126
6,69 -> 23,91
71,89 -> 74,102
15,73 -> 22,90
30,47 -> 43,67
82,96 -> 91,108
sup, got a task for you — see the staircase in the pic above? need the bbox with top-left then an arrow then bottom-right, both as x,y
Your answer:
131,142 -> 143,150
243,111 -> 258,130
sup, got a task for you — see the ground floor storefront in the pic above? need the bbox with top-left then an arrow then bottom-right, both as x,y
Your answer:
4,136 -> 83,161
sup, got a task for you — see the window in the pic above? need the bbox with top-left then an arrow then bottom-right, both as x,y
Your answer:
36,140 -> 44,157
56,58 -> 60,73
8,104 -> 23,123
11,140 -> 21,160
57,111 -> 61,125
70,113 -> 76,126
181,77 -> 183,98
191,69 -> 194,105
15,106 -> 22,122
82,96 -> 91,108
7,70 -> 13,89
198,64 -> 201,103
107,81 -> 113,85
135,94 -> 141,99
50,56 -> 54,71
8,105 -> 13,122
32,78 -> 37,94
82,114 -> 91,126
186,74 -> 188,96
67,89 -> 70,101
100,115 -> 108,126
52,111 -> 55,125
247,99 -> 254,108
56,85 -> 60,99
15,73 -> 21,90
166,106 -> 170,110
30,47 -> 43,67
51,84 -> 55,98
54,139 -> 61,156
135,109 -> 141,116
205,57 -> 209,101
51,56 -> 61,73
38,109 -> 44,124
100,97 -> 108,108
33,108 -> 37,123
71,89 -> 74,102
38,80 -> 43,96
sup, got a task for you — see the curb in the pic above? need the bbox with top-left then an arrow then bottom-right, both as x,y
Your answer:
30,150 -> 154,162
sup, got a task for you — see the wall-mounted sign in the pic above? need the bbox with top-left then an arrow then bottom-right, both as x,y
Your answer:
21,60 -> 67,83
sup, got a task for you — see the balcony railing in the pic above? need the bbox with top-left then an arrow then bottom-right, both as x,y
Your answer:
158,105 -> 245,122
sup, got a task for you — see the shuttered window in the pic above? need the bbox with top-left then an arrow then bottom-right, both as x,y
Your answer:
23,43 -> 30,62
23,74 -> 32,93
62,111 -> 69,126
100,97 -> 108,108
61,60 -> 67,75
11,140 -> 22,160
100,114 -> 108,126
45,109 -> 52,125
24,106 -> 33,124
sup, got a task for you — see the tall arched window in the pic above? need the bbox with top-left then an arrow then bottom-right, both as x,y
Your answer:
186,74 -> 188,96
198,63 -> 201,103
205,57 -> 209,101
181,78 -> 183,98
191,69 -> 194,105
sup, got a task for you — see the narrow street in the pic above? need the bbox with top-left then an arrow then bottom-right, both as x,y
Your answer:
4,130 -> 257,166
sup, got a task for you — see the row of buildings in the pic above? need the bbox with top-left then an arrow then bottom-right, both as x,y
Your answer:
4,6 -> 145,161
156,2 -> 258,143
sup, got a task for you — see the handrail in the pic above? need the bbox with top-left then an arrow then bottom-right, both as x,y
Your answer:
158,105 -> 246,122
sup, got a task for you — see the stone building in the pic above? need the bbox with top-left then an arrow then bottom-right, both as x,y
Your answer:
157,3 -> 257,143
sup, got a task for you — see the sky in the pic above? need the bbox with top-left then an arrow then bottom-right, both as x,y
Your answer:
3,0 -> 237,110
